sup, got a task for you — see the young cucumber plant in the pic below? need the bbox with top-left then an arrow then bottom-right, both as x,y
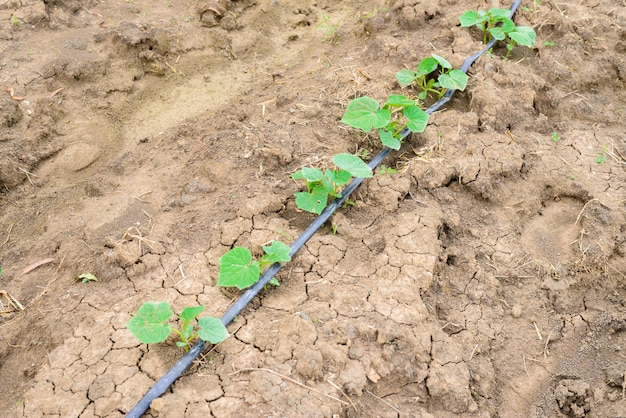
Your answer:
127,240 -> 292,350
126,301 -> 229,352
395,54 -> 469,101
341,94 -> 429,151
218,240 -> 291,289
292,153 -> 372,215
459,8 -> 536,57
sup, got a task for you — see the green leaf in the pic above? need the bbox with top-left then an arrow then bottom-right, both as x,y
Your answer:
459,10 -> 480,27
395,69 -> 417,88
262,240 -> 292,264
379,128 -> 401,150
268,277 -> 280,287
217,247 -> 261,289
180,306 -> 205,323
332,153 -> 373,178
384,94 -> 416,107
326,169 -> 351,186
197,317 -> 230,344
431,53 -> 452,70
403,106 -> 429,133
126,301 -> 173,344
499,17 -> 516,33
509,26 -> 536,47
416,57 -> 438,77
438,69 -> 469,91
489,26 -> 507,41
300,167 -> 324,183
488,8 -> 510,19
295,187 -> 329,215
341,97 -> 391,132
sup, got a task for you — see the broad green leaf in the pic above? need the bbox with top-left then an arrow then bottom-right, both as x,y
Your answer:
459,10 -> 480,27
488,7 -> 510,19
295,188 -> 329,215
262,240 -> 292,264
395,69 -> 417,88
416,57 -> 438,77
332,153 -> 373,178
326,169 -> 351,186
217,247 -> 261,289
341,97 -> 391,132
379,128 -> 401,150
300,166 -> 324,183
180,306 -> 205,323
197,317 -> 230,344
126,301 -> 173,344
384,94 -> 416,107
404,106 -> 429,133
431,53 -> 451,70
418,90 -> 428,101
489,26 -> 507,41
509,26 -> 536,47
291,170 -> 304,180
438,69 -> 469,91
499,17 -> 516,33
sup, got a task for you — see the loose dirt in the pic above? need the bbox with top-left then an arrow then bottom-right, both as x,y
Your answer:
1,0 -> 625,417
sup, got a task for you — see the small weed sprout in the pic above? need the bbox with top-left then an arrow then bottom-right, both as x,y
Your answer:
74,273 -> 99,283
316,13 -> 341,44
292,153 -> 373,214
596,146 -> 608,164
459,8 -> 536,57
377,164 -> 397,176
341,95 -> 429,150
126,302 -> 229,352
551,132 -> 561,142
218,240 -> 291,289
11,14 -> 20,26
395,54 -> 469,101
544,41 -> 555,47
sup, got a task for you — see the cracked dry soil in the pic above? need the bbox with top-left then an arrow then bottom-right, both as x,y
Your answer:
1,0 -> 625,417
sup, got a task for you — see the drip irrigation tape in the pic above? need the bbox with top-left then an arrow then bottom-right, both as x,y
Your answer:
126,1 -> 522,415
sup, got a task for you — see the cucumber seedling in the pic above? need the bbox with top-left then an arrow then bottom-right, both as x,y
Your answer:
459,8 -> 536,57
341,94 -> 429,151
395,54 -> 469,101
218,240 -> 291,289
126,301 -> 229,352
292,153 -> 373,215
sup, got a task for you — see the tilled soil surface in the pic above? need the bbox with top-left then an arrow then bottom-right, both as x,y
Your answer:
1,0 -> 625,417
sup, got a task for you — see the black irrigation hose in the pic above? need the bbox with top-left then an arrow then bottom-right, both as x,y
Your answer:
126,1 -> 522,416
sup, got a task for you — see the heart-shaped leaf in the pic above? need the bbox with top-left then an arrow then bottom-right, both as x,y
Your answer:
403,106 -> 429,133
395,69 -> 417,88
438,69 -> 469,91
126,301 -> 173,344
218,247 -> 261,289
341,97 -> 391,132
379,128 -> 401,150
332,153 -> 373,178
197,317 -> 230,344
509,26 -> 536,47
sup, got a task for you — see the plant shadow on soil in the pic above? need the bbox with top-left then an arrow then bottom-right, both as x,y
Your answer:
0,0 -> 625,417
